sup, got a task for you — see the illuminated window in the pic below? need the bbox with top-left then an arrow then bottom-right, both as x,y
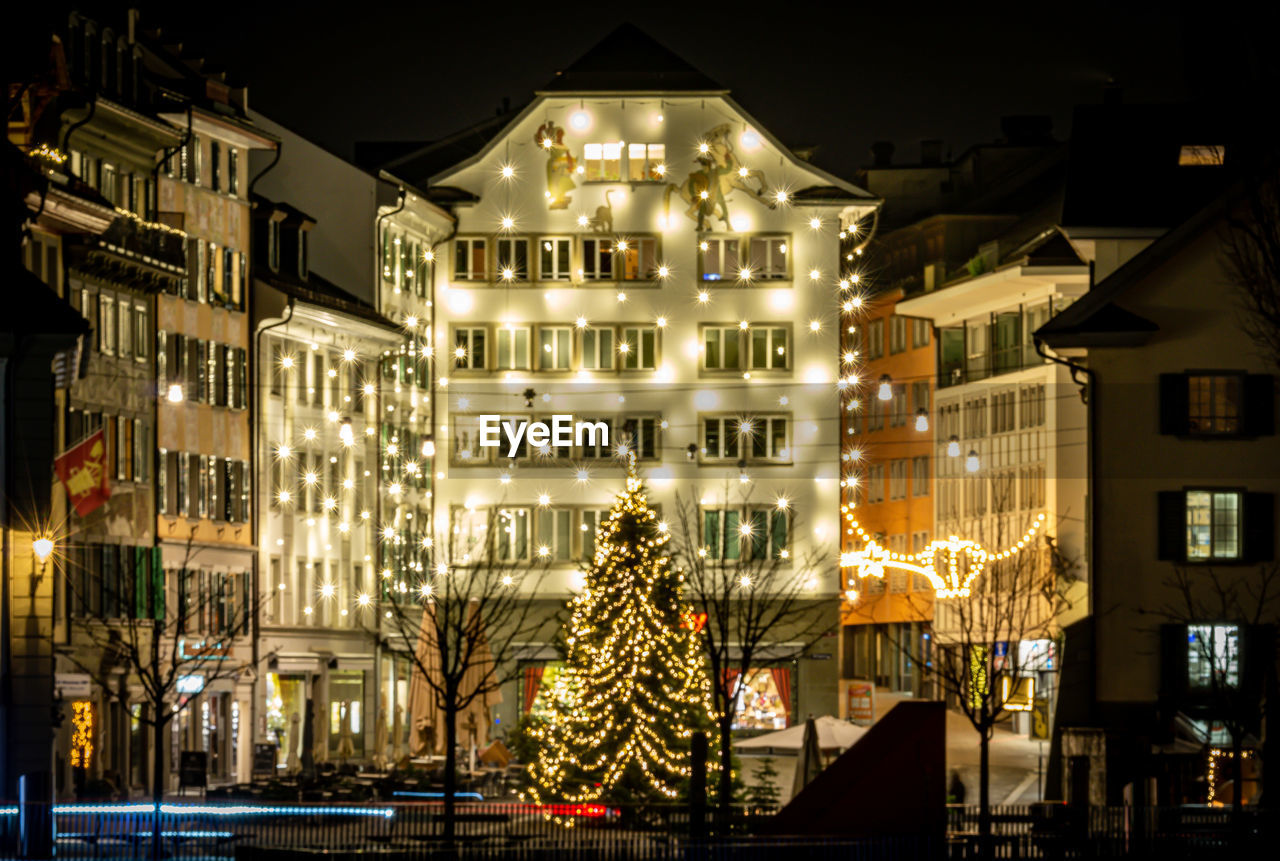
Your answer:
583,142 -> 623,181
749,327 -> 788,370
496,508 -> 531,561
1178,145 -> 1225,166
1188,624 -> 1239,689
731,668 -> 791,730
496,326 -> 530,370
627,143 -> 666,181
617,236 -> 659,280
1188,374 -> 1242,435
620,327 -> 656,370
537,508 -> 572,561
1186,490 -> 1242,560
699,237 -> 740,281
747,236 -> 788,279
703,326 -> 741,370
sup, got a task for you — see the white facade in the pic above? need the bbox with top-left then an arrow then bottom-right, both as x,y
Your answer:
412,93 -> 874,722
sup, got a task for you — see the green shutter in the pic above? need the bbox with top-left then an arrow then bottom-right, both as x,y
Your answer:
771,511 -> 788,559
703,511 -> 719,559
151,547 -> 165,620
134,546 -> 147,619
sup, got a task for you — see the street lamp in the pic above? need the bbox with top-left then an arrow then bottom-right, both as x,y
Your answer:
915,408 -> 929,432
965,449 -> 981,473
167,383 -> 184,403
877,374 -> 893,401
32,536 -> 54,564
947,435 -> 960,458
421,437 -> 435,458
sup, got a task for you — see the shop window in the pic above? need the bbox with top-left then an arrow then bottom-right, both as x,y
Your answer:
731,668 -> 792,730
327,670 -> 365,759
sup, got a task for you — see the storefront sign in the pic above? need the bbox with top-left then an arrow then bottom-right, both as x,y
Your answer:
176,674 -> 205,694
252,743 -> 278,777
55,672 -> 91,699
847,680 -> 875,725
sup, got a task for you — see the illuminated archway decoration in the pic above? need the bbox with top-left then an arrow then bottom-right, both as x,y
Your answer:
838,509 -> 1047,599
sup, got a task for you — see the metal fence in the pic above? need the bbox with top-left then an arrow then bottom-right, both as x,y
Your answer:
0,801 -> 1266,860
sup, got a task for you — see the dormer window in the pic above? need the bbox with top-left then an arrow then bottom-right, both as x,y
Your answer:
298,229 -> 309,279
268,220 -> 280,272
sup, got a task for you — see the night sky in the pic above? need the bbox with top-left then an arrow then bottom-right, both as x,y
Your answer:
22,2 -> 1275,180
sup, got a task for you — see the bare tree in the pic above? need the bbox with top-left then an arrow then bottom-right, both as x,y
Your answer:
1224,170 -> 1280,373
362,507 -> 550,841
1148,564 -> 1279,821
670,485 -> 835,822
62,536 -> 262,860
849,492 -> 1078,850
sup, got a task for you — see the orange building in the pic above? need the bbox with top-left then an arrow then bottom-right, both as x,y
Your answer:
839,285 -> 935,696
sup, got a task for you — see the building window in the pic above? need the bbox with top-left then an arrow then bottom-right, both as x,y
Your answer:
496,326 -> 530,370
616,236 -> 659,280
583,142 -> 622,181
581,327 -> 614,370
730,668 -> 791,730
453,328 -> 486,370
1188,374 -> 1242,435
866,463 -> 885,504
620,327 -> 656,370
889,459 -> 908,500
454,238 -> 487,280
703,509 -> 742,560
627,143 -> 666,181
210,141 -> 221,192
496,508 -> 531,561
703,326 -> 740,371
912,456 -> 929,497
1019,384 -> 1045,428
912,381 -> 930,416
747,236 -> 788,280
749,327 -> 788,370
101,163 -> 119,206
865,319 -> 885,359
889,385 -> 908,427
228,148 -> 239,196
745,508 -> 789,560
702,418 -> 739,460
538,326 -> 572,371
1187,624 -> 1239,689
495,237 -> 529,281
703,415 -> 788,462
581,237 -> 613,280
117,300 -> 132,359
890,316 -> 908,354
537,509 -> 573,561
1186,490 -> 1243,561
912,318 -> 931,349
1178,145 -> 1225,166
699,237 -> 740,281
538,238 -> 571,280
620,416 -> 659,460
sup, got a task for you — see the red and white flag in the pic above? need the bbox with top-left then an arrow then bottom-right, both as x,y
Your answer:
55,428 -> 110,517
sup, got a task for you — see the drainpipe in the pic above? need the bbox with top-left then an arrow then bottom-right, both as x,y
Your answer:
373,188 -> 406,316
60,94 -> 97,159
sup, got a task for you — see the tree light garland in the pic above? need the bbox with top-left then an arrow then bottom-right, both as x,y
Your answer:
525,452 -> 714,816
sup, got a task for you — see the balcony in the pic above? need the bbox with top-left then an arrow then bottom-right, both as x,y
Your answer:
99,213 -> 187,271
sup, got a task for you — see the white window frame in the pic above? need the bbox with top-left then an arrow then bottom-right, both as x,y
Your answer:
748,326 -> 788,370
454,237 -> 488,281
538,237 -> 572,281
537,508 -> 573,561
495,236 -> 530,282
495,326 -> 531,370
583,141 -> 623,181
538,326 -> 572,371
620,326 -> 657,370
699,237 -> 740,281
626,143 -> 666,181
453,327 -> 486,370
582,237 -> 614,280
581,327 -> 615,370
616,236 -> 659,281
98,293 -> 116,355
747,235 -> 789,280
1185,489 -> 1243,561
702,326 -> 741,371
496,507 -> 531,562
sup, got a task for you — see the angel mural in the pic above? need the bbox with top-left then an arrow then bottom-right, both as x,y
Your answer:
536,121 -> 577,209
665,123 -> 770,230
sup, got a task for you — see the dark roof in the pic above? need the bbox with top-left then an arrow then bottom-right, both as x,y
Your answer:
352,140 -> 433,172
1060,103 -> 1237,230
1036,188 -> 1232,348
1020,231 -> 1085,267
371,109 -> 525,189
257,267 -> 399,333
539,24 -> 724,93
7,268 -> 91,338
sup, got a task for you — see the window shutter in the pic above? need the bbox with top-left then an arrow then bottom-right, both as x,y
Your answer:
1157,491 -> 1186,561
1241,624 -> 1274,701
134,547 -> 147,619
1244,492 -> 1275,562
151,547 -> 165,620
1243,375 -> 1276,436
1158,374 -> 1189,435
1159,623 -> 1187,703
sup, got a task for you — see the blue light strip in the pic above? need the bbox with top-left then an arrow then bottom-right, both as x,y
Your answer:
392,791 -> 484,801
38,803 -> 393,819
59,831 -> 235,839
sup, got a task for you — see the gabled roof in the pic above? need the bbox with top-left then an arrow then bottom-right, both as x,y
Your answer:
538,24 -> 725,94
371,108 -> 525,193
1036,188 -> 1233,349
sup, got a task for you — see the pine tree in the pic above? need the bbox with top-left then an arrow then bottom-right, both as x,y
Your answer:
527,455 -> 713,807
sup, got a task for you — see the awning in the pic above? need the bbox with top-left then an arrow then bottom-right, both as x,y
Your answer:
737,715 -> 868,756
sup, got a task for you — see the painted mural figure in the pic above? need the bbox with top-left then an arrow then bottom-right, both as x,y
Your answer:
665,123 -> 770,230
536,121 -> 577,209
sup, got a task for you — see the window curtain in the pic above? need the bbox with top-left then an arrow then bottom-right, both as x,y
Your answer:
769,667 -> 792,724
724,669 -> 741,702
523,665 -> 545,713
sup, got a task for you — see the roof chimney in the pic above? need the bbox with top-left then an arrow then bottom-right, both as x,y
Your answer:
871,141 -> 895,167
920,139 -> 943,165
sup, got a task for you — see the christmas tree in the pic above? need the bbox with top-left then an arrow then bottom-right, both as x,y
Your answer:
526,454 -> 713,807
